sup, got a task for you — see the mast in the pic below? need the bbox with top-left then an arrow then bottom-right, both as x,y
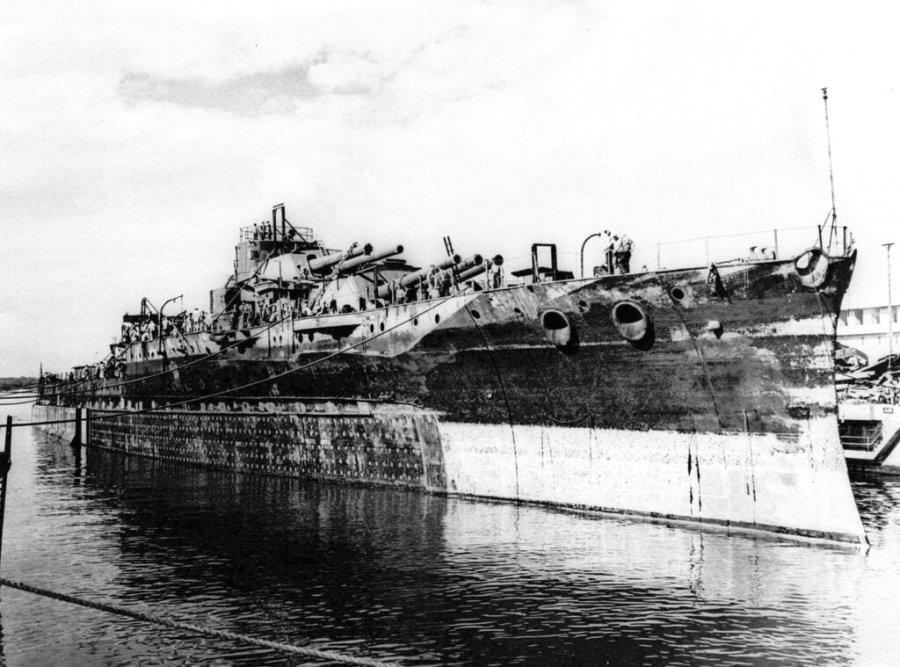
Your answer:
822,87 -> 838,246
885,242 -> 894,375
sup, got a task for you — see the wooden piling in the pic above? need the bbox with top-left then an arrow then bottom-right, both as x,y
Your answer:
0,415 -> 13,572
71,407 -> 82,448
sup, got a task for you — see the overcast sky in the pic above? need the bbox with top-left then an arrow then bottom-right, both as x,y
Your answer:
1,0 -> 898,376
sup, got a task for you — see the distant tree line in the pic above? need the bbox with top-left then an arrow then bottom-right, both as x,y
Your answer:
0,377 -> 36,391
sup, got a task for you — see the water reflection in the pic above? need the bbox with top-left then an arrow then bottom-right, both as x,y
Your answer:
2,414 -> 899,665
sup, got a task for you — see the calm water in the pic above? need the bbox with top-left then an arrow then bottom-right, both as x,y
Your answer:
1,401 -> 899,665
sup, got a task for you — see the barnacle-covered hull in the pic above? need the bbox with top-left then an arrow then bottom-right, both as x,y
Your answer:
37,251 -> 867,544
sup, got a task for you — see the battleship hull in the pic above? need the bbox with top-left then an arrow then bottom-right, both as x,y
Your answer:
36,253 -> 866,544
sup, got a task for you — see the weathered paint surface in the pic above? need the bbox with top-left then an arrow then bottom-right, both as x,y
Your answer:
33,403 -> 77,442
32,398 -> 864,543
84,400 -> 446,489
35,253 -> 866,543
53,257 -> 853,431
438,418 -> 862,543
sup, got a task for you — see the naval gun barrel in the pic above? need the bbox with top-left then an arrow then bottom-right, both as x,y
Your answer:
456,255 -> 504,284
427,253 -> 485,286
435,253 -> 464,272
455,263 -> 488,283
307,243 -> 373,273
399,254 -> 462,289
451,254 -> 485,275
375,253 -> 464,299
337,245 -> 404,275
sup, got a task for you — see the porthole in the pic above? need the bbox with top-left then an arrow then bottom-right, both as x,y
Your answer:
670,286 -> 686,302
513,307 -> 523,315
435,314 -> 441,324
380,322 -> 385,331
470,309 -> 481,319
413,318 -> 418,326
370,324 -> 375,333
308,333 -> 314,342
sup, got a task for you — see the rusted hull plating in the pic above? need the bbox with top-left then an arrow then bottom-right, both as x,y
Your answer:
37,254 -> 867,544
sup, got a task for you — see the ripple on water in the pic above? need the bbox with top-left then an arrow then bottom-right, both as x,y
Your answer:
0,408 -> 898,664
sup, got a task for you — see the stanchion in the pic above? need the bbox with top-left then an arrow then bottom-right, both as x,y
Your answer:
0,415 -> 12,572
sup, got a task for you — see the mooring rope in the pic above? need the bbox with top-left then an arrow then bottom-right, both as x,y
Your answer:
0,577 -> 396,666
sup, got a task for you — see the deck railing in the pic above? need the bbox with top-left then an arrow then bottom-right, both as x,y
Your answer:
840,423 -> 884,451
239,223 -> 315,242
625,222 -> 852,273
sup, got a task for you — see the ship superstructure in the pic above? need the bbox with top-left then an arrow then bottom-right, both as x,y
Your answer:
36,204 -> 866,546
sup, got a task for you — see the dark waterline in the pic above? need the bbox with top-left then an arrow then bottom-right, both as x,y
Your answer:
1,402 -> 898,665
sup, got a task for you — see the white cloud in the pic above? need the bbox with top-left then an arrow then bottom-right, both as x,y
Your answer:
1,0 -> 899,375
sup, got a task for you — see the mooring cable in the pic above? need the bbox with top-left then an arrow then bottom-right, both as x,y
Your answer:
17,259 -> 278,397
36,307 -> 299,400
462,302 -> 520,499
0,577 -> 395,666
0,398 -> 38,406
4,297 -> 450,430
36,268 -> 462,402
